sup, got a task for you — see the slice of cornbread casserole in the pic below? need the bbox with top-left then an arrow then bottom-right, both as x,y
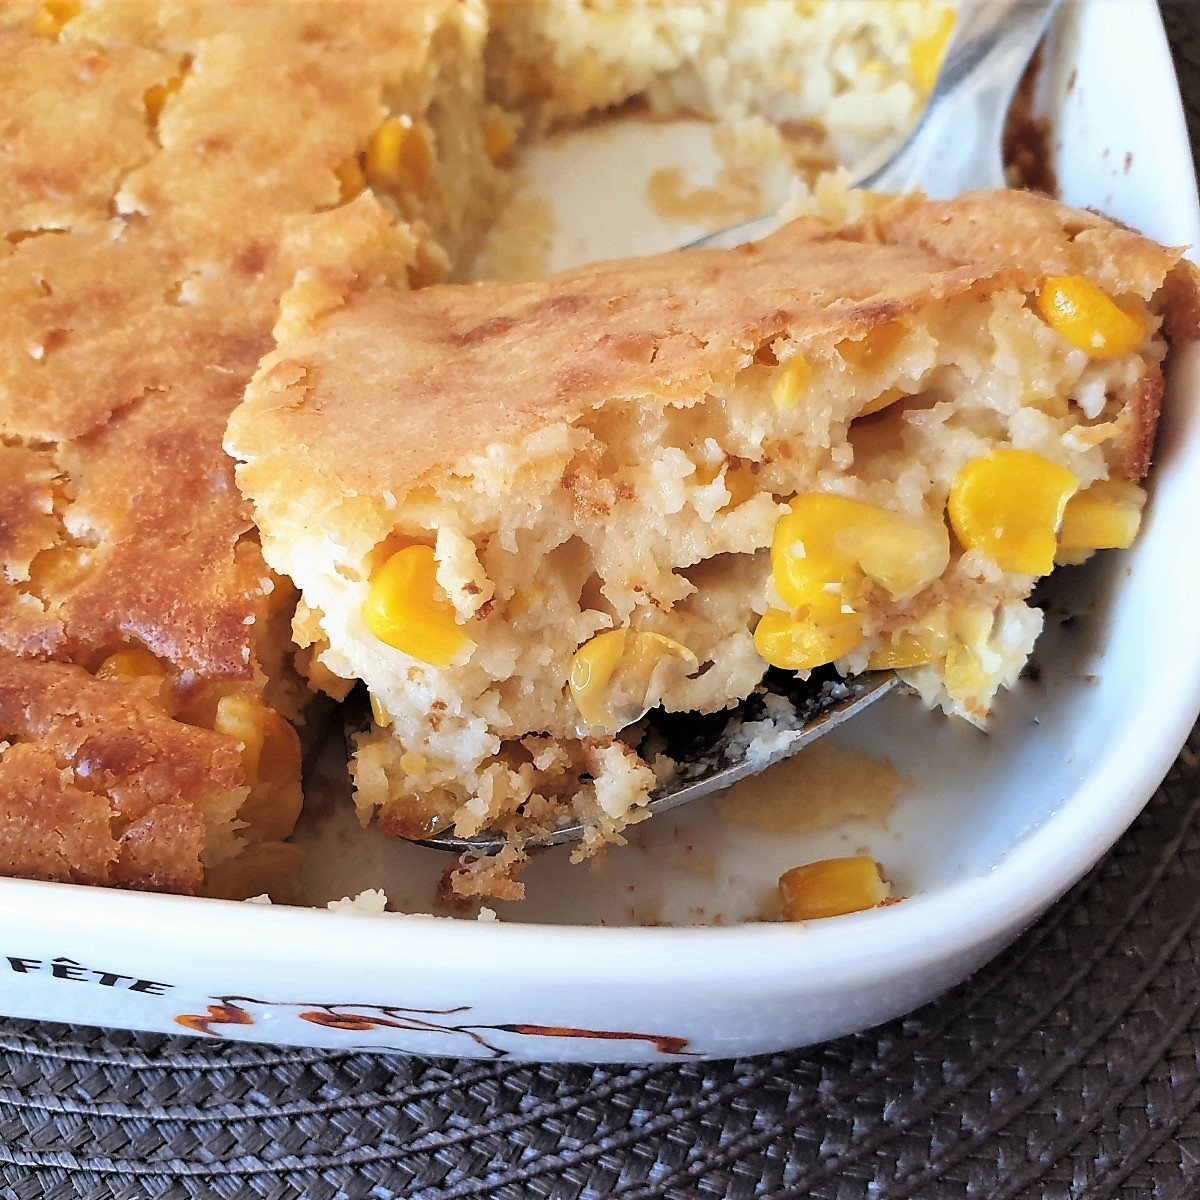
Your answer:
227,189 -> 1200,899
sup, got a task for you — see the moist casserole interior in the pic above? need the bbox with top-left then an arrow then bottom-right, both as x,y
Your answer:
226,190 -> 1200,900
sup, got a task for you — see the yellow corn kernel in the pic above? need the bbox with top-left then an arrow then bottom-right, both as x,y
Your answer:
835,511 -> 949,600
1034,276 -> 1146,358
838,324 -> 910,417
1057,479 -> 1146,553
364,116 -> 433,195
771,354 -> 812,410
934,607 -> 993,695
399,751 -> 427,776
368,691 -> 393,729
569,629 -> 627,728
948,449 -> 1080,575
699,459 -> 760,509
382,791 -> 457,841
482,115 -> 516,164
866,620 -> 952,669
837,321 -> 907,372
214,694 -> 267,785
944,642 -> 991,702
215,695 -> 303,843
950,605 -> 993,649
772,494 -> 949,607
33,0 -> 80,37
771,496 -> 852,609
1054,547 -> 1093,568
334,156 -> 366,201
95,647 -> 164,680
909,8 -> 956,95
362,544 -> 471,668
569,629 -> 697,731
779,856 -> 890,921
722,462 -> 760,509
27,546 -> 88,594
753,602 -> 863,672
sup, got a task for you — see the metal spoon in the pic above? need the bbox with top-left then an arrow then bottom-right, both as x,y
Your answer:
690,0 -> 1061,252
397,0 -> 1060,855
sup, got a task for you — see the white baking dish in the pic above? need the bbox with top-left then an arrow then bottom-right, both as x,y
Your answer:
1,0 -> 1197,1061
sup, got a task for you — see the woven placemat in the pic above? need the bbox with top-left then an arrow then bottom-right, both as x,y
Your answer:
2,9 -> 1199,1200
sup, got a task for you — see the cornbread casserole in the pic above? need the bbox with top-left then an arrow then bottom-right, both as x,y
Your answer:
0,0 -> 955,899
227,190 -> 1200,900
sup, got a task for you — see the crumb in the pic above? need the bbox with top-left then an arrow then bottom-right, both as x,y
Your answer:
327,888 -> 389,915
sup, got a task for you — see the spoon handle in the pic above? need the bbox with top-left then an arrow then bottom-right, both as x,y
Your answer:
687,0 -> 1062,253
860,0 -> 1062,197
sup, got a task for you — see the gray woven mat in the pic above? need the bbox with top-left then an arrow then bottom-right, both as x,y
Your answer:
2,9 -> 1199,1200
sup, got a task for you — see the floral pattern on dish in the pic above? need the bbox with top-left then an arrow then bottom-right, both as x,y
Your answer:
174,995 -> 696,1057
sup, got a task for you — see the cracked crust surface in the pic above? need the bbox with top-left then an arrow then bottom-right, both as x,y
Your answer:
230,190 -> 1197,526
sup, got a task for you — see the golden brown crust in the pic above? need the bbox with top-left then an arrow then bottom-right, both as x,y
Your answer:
230,190 -> 1198,524
0,655 -> 245,892
0,2 -> 483,892
0,744 -> 123,886
0,26 -> 178,235
229,211 -> 985,517
1119,365 -> 1165,482
2,2 -> 484,673
0,445 -> 59,580
1161,257 -> 1200,345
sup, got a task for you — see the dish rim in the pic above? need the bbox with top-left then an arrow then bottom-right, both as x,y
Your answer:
2,0 -> 1198,994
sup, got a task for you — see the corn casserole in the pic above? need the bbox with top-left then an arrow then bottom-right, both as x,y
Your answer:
226,190 -> 1200,899
0,0 -> 961,899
